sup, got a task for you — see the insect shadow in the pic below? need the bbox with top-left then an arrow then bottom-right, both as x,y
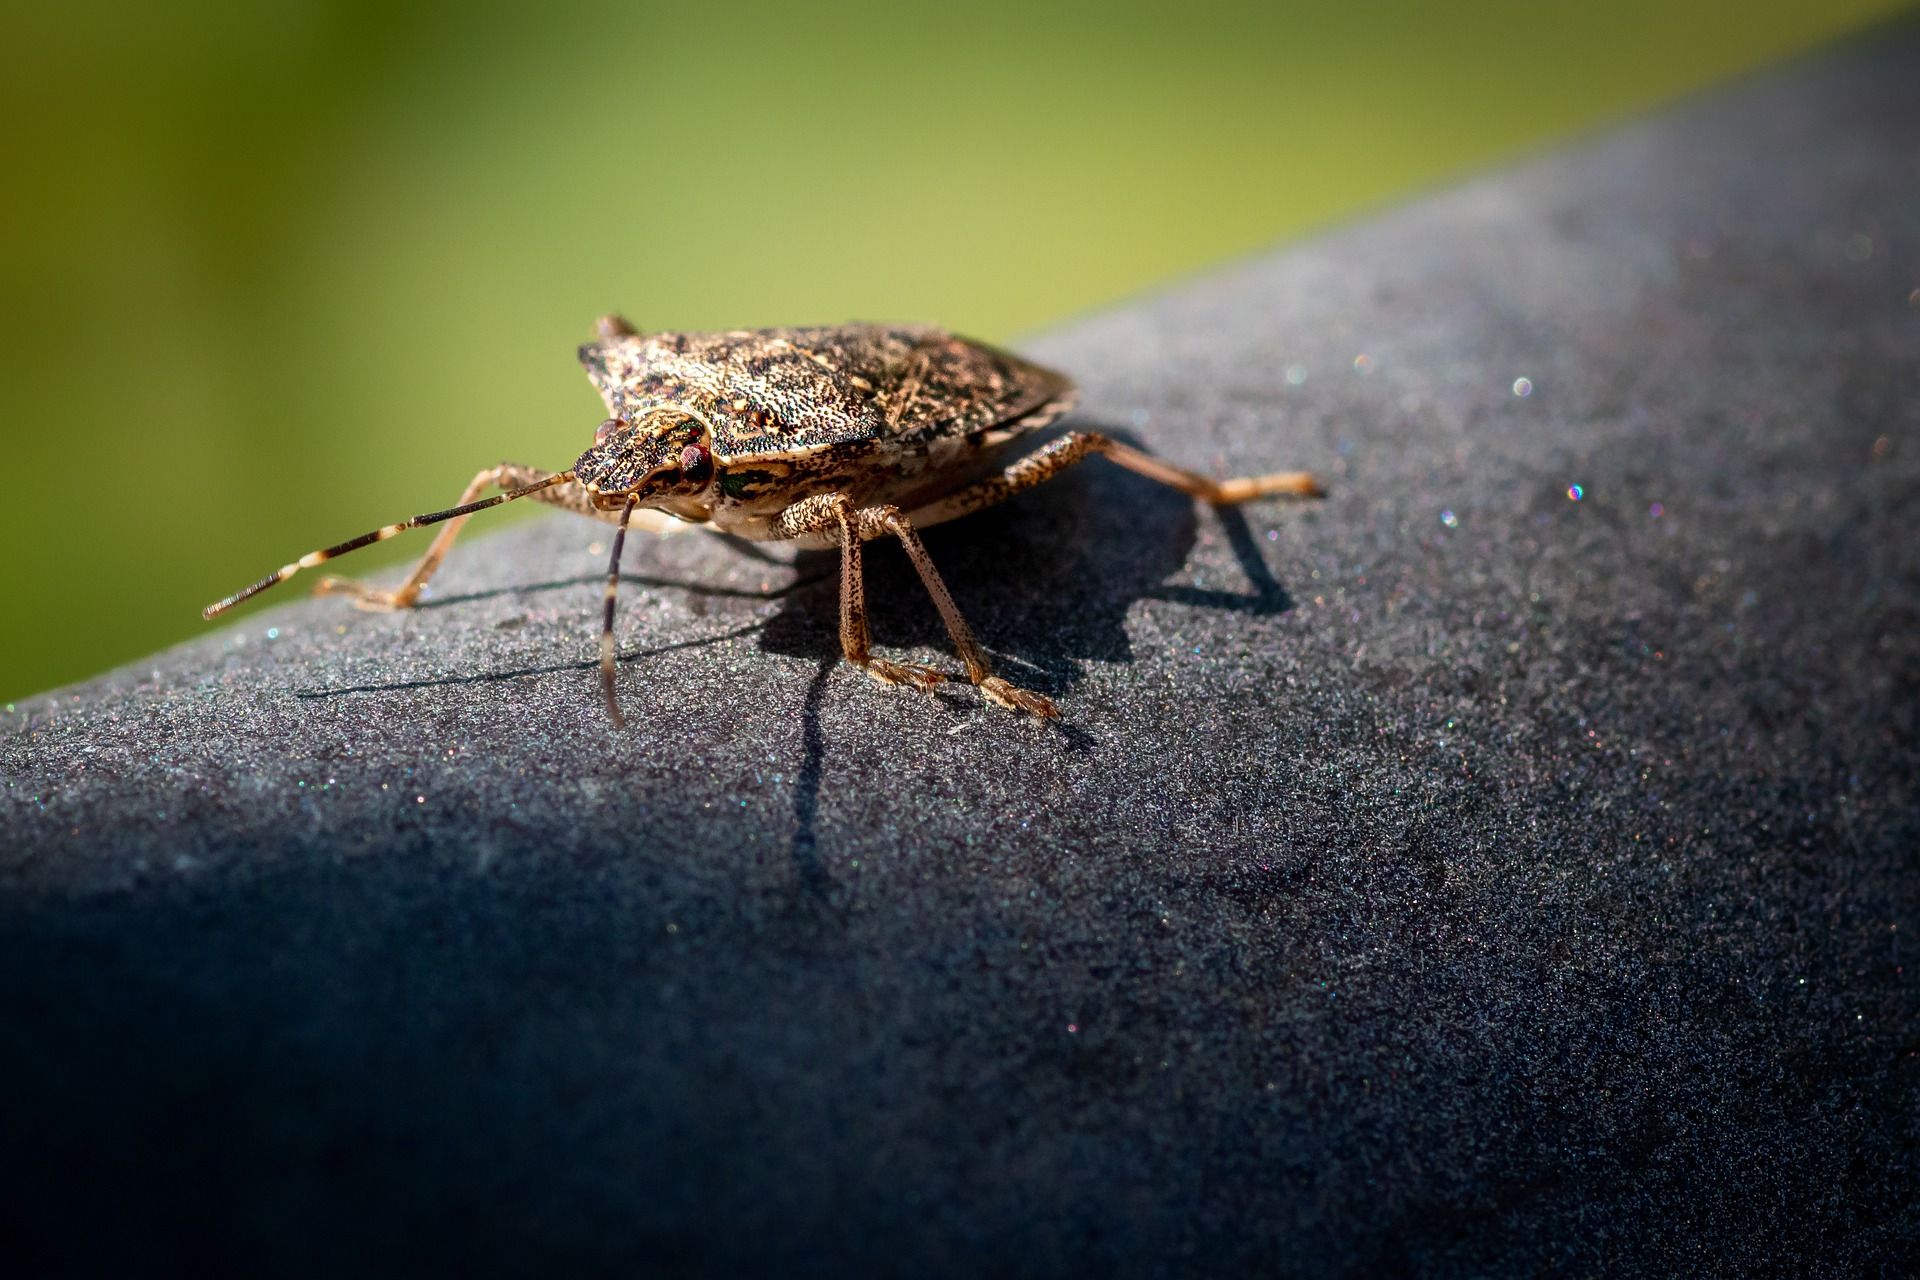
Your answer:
756,425 -> 1295,694
769,425 -> 1298,876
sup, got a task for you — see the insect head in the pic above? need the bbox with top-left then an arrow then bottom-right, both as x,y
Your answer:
574,409 -> 715,510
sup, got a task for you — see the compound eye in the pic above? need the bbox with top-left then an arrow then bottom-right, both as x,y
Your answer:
594,417 -> 624,445
679,443 -> 713,485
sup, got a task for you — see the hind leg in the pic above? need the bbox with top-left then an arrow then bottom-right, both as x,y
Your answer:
908,430 -> 1321,529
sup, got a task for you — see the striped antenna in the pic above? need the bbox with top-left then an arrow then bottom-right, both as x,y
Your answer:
600,492 -> 640,727
203,472 -> 574,618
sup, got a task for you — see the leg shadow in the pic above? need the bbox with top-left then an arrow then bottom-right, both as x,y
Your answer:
789,656 -> 836,894
292,622 -> 770,700
417,569 -> 826,611
1147,501 -> 1294,615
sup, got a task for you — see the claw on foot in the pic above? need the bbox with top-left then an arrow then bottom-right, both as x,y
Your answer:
863,658 -> 950,693
314,575 -> 417,612
979,676 -> 1059,719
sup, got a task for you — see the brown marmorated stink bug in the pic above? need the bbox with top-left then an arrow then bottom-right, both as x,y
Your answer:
206,317 -> 1323,724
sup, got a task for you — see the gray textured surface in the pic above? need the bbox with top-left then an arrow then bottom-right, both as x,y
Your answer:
4,24 -> 1918,1278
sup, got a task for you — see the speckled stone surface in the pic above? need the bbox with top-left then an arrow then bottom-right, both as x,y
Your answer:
5,27 -> 1917,1279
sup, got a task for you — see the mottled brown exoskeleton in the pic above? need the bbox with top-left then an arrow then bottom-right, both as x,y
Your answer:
206,317 -> 1323,724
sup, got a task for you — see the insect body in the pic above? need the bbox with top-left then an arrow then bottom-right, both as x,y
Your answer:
206,317 -> 1323,724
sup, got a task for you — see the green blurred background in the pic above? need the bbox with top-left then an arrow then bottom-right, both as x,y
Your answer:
2,0 -> 1907,703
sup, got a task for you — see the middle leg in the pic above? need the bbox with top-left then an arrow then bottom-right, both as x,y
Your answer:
772,493 -> 1058,717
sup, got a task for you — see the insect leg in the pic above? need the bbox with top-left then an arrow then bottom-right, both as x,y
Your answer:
599,493 -> 640,727
909,431 -> 1322,529
203,466 -> 575,618
855,504 -> 1058,718
771,494 -> 954,702
311,464 -> 600,611
1094,435 -> 1323,502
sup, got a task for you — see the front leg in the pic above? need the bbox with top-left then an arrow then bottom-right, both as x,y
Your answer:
207,465 -> 581,619
315,463 -> 692,611
772,494 -> 950,698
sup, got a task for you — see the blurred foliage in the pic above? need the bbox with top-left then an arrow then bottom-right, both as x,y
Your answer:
1,0 -> 1906,702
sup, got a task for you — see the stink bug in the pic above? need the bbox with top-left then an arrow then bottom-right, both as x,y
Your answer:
205,316 -> 1323,724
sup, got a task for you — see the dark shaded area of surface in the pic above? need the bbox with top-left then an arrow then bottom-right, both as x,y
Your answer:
4,24 -> 1917,1278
